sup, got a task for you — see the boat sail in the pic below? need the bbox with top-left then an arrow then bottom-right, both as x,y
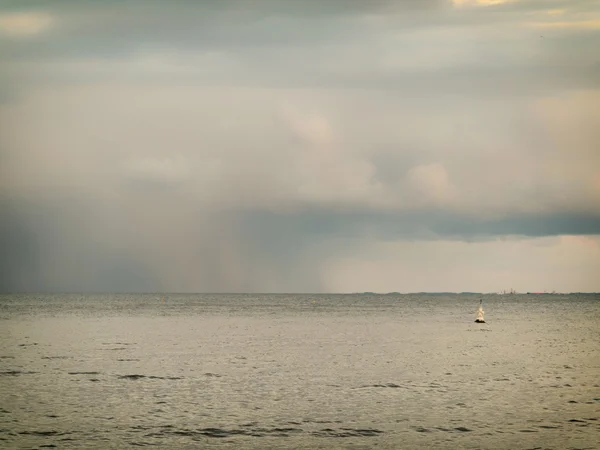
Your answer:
475,299 -> 485,323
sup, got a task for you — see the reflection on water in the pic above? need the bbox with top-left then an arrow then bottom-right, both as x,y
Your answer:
1,293 -> 599,448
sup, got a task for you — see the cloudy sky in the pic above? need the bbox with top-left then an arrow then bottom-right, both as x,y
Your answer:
1,0 -> 599,293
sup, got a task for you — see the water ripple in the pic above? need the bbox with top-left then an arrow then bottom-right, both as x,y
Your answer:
117,374 -> 183,380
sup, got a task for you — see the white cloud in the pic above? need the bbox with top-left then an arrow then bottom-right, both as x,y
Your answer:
528,20 -> 600,30
0,11 -> 54,37
278,107 -> 385,210
282,108 -> 337,148
452,0 -> 516,7
405,163 -> 458,208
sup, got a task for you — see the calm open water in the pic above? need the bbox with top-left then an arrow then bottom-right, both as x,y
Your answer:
1,293 -> 599,449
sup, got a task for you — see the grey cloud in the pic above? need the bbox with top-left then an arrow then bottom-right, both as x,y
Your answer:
0,200 -> 41,292
0,196 -> 157,293
1,80 -> 597,217
239,210 -> 600,243
2,187 -> 599,293
7,58 -> 599,99
0,193 -> 328,293
2,0 -> 596,62
1,0 -> 443,15
1,0 -> 599,293
4,24 -> 598,99
2,0 -> 598,102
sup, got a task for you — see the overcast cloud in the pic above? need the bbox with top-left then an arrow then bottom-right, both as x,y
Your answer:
1,0 -> 599,293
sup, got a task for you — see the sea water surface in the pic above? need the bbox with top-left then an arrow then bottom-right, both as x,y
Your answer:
1,293 -> 599,449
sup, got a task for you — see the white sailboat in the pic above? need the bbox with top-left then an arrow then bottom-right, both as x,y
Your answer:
475,299 -> 485,323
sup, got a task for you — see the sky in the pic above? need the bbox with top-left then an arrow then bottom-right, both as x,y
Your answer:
1,0 -> 599,293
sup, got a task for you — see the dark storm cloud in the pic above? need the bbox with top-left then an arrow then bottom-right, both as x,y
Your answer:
0,196 -> 160,293
2,194 -> 598,292
239,210 -> 600,243
0,191 -> 329,293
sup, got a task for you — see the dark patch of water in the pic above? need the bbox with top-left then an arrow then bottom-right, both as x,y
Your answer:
0,370 -> 37,376
118,374 -> 183,380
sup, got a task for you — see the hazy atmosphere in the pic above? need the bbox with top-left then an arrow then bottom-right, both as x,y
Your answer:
1,0 -> 599,293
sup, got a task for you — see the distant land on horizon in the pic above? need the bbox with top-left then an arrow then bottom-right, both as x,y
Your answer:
2,291 -> 599,296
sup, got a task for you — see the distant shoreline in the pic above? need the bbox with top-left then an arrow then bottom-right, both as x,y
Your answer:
1,291 -> 598,296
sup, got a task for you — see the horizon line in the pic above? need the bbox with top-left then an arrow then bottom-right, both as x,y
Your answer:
1,291 -> 599,295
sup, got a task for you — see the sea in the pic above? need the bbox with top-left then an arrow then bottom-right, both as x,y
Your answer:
1,293 -> 599,449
